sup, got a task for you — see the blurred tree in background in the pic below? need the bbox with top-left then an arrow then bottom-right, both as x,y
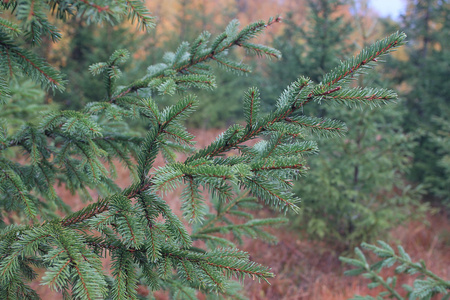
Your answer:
262,0 -> 427,248
394,0 -> 450,207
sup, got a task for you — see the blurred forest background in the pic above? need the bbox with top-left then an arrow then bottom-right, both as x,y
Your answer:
8,0 -> 449,298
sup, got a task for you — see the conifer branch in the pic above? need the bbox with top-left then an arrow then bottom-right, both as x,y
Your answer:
161,248 -> 274,285
61,181 -> 153,227
318,87 -> 398,107
198,218 -> 287,235
252,163 -> 304,172
0,168 -> 37,218
244,177 -> 300,213
285,116 -> 348,137
198,192 -> 252,232
61,198 -> 110,226
187,32 -> 405,163
110,18 -> 281,102
212,56 -> 252,73
244,87 -> 261,127
77,0 -> 110,13
1,42 -> 65,91
0,17 -> 21,36
125,0 -> 155,31
321,32 -> 406,87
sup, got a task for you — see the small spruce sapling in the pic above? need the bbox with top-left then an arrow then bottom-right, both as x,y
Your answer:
341,241 -> 450,300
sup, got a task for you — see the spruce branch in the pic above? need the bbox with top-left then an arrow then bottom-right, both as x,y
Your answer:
0,36 -> 66,91
186,33 -> 406,163
61,198 -> 110,227
244,176 -> 300,213
212,56 -> 252,73
285,116 -> 348,137
160,247 -> 274,288
110,17 -> 281,102
362,242 -> 450,289
318,87 -> 398,108
321,31 -> 406,87
0,17 -> 22,37
0,167 -> 37,218
196,192 -> 254,234
77,0 -> 111,13
243,87 -> 261,128
190,31 -> 211,63
125,0 -> 155,31
0,77 -> 11,104
60,180 -> 153,227
111,249 -> 138,300
181,177 -> 205,223
198,218 -> 288,235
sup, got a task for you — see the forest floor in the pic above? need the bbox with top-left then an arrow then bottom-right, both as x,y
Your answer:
241,210 -> 450,299
30,128 -> 449,300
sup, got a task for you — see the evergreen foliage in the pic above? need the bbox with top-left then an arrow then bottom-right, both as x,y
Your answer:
0,0 -> 154,104
184,62 -> 258,128
0,79 -> 52,132
429,117 -> 450,203
1,1 -> 408,298
341,241 -> 450,299
50,20 -> 147,110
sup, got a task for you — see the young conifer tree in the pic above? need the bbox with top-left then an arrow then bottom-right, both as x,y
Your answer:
0,1 -> 406,299
395,0 -> 450,207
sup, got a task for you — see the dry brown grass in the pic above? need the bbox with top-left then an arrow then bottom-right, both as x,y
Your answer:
240,211 -> 449,300
23,128 -> 449,299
